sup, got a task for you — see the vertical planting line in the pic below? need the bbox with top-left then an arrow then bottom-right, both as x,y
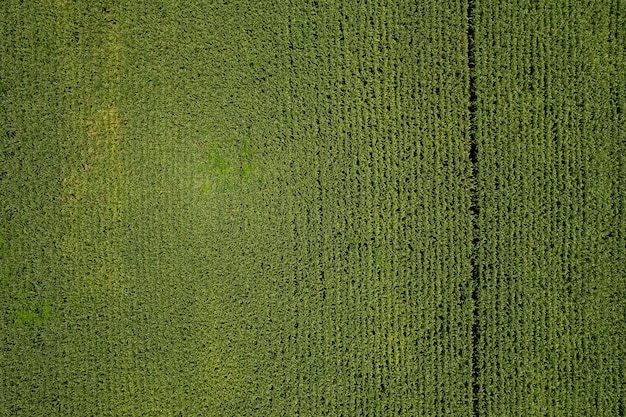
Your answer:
467,0 -> 479,415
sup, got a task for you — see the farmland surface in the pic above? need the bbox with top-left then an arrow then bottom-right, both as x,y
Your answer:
473,1 -> 625,415
1,0 -> 623,416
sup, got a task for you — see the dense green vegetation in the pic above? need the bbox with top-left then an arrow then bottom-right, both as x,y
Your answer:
1,0 -> 623,416
474,1 -> 625,415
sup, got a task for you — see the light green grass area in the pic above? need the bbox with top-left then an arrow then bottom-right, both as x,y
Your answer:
1,0 -> 623,416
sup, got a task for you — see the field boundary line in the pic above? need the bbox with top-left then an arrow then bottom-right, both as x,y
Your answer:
467,0 -> 480,415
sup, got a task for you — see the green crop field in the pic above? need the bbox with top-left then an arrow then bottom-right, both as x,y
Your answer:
0,0 -> 623,416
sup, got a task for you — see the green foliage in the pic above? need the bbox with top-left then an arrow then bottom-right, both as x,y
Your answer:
15,302 -> 52,327
1,0 -> 623,416
473,1 -> 625,415
199,134 -> 259,193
